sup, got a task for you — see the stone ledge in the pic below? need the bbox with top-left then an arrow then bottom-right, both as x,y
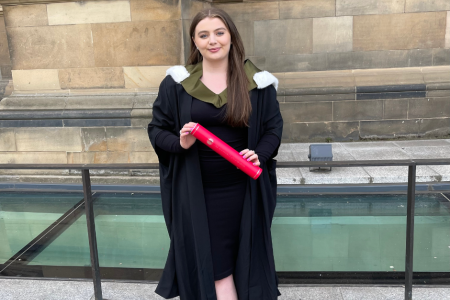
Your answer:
0,91 -> 157,110
0,0 -> 125,6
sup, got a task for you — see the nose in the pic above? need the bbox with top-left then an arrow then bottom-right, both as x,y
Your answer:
209,35 -> 217,44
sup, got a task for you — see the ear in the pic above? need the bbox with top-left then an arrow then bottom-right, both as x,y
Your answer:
166,65 -> 190,83
253,71 -> 279,91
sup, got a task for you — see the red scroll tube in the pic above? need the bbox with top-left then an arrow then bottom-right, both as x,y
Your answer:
190,123 -> 262,180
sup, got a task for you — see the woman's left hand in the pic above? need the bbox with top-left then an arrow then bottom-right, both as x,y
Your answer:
239,149 -> 260,167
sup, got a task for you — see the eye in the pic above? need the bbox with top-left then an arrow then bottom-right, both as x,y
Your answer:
200,34 -> 207,39
217,32 -> 224,36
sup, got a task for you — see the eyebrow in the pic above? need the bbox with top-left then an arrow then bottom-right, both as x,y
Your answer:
197,27 -> 227,35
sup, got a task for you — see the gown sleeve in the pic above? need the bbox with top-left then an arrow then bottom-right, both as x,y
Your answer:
255,85 -> 283,165
254,133 -> 280,165
155,130 -> 189,154
147,76 -> 187,167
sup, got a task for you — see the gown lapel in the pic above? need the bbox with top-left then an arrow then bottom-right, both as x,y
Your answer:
179,90 -> 217,299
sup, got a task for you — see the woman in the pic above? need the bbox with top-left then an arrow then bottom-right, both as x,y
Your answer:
147,8 -> 283,300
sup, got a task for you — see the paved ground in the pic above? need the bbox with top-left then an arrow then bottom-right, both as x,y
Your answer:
275,139 -> 450,184
0,278 -> 449,300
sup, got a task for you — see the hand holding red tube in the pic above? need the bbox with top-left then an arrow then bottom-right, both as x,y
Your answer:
188,123 -> 262,180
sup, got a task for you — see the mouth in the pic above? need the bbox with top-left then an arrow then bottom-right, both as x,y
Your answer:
208,47 -> 220,52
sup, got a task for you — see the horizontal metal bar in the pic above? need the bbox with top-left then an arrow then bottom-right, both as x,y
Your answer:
0,159 -> 449,170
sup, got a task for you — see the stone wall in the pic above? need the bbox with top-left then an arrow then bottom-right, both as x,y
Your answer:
276,66 -> 450,142
0,0 -> 449,184
213,0 -> 450,72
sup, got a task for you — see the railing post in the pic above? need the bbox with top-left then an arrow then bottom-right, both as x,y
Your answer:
82,169 -> 103,300
405,164 -> 416,300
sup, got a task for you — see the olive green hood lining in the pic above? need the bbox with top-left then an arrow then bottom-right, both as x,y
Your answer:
179,59 -> 262,108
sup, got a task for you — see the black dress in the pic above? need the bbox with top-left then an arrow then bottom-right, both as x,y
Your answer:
191,98 -> 248,280
155,97 -> 280,281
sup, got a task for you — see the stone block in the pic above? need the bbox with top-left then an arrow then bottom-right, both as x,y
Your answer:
15,128 -> 82,152
130,151 -> 158,163
360,119 -> 420,138
405,0 -> 450,13
12,69 -> 61,91
280,0 -> 335,19
81,128 -> 107,152
336,0 -> 405,16
418,118 -> 450,137
133,94 -> 157,108
426,81 -> 450,89
285,94 -> 354,102
408,98 -> 450,119
47,1 -> 131,25
327,50 -> 411,70
266,53 -> 327,73
280,102 -> 333,123
212,2 -> 279,22
131,108 -> 152,118
353,68 -> 424,86
280,123 -> 292,142
181,0 -> 204,20
353,12 -> 447,51
291,121 -> 360,142
131,0 -> 180,21
0,30 -> 11,66
281,70 -> 355,88
131,118 -> 151,128
123,66 -> 169,89
422,66 -> 450,83
59,68 -> 125,89
313,16 -> 353,53
408,49 -> 434,67
432,48 -> 450,66
333,100 -> 383,121
3,4 -> 48,27
1,65 -> 12,79
0,152 -> 67,164
255,19 -> 313,56
67,152 -> 129,164
64,95 -> 135,110
235,21 -> 254,57
427,90 -> 450,97
0,128 -> 16,151
92,21 -> 181,67
446,12 -> 450,48
182,18 -> 191,64
106,127 -> 152,152
0,97 -> 66,110
8,24 -> 95,69
0,16 -> 5,32
384,99 -> 408,119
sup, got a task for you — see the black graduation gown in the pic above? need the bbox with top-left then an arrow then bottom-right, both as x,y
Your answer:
147,74 -> 283,300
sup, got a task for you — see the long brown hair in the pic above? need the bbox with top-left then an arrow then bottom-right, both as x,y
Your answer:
187,8 -> 251,127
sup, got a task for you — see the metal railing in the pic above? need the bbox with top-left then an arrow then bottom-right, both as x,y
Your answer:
1,158 -> 450,300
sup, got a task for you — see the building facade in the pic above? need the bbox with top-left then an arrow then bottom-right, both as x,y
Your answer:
0,0 -> 449,183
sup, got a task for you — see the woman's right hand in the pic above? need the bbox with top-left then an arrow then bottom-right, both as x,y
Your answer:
180,122 -> 197,150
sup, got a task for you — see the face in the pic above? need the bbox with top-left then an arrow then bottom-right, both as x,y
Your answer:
193,17 -> 231,63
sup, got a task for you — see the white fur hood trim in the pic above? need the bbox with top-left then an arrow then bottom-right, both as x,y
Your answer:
253,70 -> 278,91
166,65 -> 190,83
165,65 -> 278,91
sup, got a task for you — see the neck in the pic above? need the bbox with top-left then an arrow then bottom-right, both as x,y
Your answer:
202,57 -> 228,74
